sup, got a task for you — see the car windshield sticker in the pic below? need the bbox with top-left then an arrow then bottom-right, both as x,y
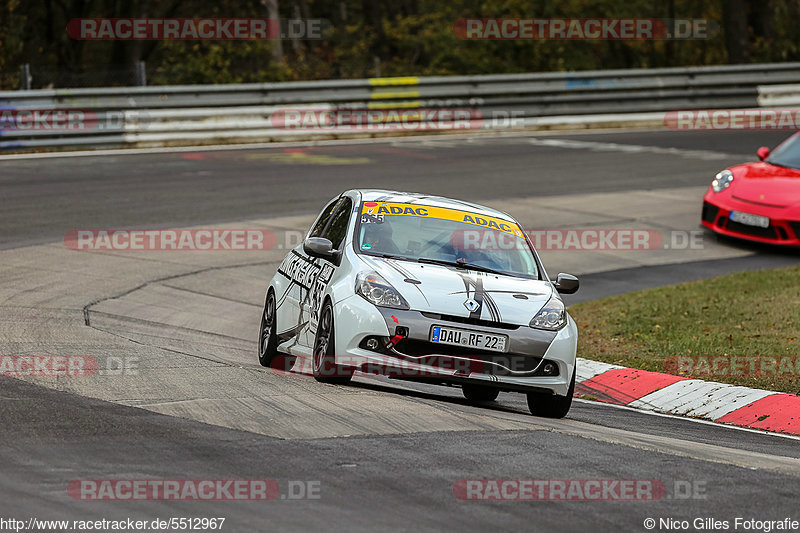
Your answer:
361,243 -> 373,249
360,213 -> 384,224
361,201 -> 523,236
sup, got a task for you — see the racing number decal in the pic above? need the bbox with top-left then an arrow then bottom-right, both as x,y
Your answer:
360,213 -> 384,224
309,262 -> 334,322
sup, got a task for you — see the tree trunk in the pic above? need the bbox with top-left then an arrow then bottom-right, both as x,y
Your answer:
262,0 -> 284,64
721,0 -> 751,63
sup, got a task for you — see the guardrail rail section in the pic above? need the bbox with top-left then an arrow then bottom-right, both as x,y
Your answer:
1,62 -> 799,151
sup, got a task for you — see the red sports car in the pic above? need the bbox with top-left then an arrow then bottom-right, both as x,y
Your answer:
702,132 -> 800,245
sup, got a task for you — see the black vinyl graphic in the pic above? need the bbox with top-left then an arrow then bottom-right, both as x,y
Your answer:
277,322 -> 308,344
454,270 -> 502,322
276,250 -> 336,346
376,257 -> 430,305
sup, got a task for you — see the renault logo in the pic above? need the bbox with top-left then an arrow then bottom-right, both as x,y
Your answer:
463,298 -> 481,312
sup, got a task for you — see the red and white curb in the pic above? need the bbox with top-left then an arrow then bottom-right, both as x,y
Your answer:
575,358 -> 800,436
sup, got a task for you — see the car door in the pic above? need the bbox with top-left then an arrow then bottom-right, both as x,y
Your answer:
297,195 -> 353,348
275,197 -> 339,352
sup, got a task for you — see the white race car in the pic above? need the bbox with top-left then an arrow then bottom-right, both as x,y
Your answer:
258,190 -> 580,417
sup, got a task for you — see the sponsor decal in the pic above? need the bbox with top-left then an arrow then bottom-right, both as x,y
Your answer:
360,202 -> 523,236
277,251 -> 336,324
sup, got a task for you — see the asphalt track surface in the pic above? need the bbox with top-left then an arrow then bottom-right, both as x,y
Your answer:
1,129 -> 799,532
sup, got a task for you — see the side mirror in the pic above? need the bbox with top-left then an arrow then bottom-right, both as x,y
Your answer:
757,146 -> 770,161
303,237 -> 335,259
552,273 -> 579,294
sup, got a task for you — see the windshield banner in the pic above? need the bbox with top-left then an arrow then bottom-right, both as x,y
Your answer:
361,202 -> 524,237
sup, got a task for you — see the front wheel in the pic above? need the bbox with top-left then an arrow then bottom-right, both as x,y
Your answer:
258,291 -> 278,367
312,301 -> 353,385
526,369 -> 575,418
462,384 -> 500,402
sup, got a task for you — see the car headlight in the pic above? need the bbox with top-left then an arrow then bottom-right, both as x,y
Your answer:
355,271 -> 409,310
530,297 -> 566,330
711,170 -> 734,192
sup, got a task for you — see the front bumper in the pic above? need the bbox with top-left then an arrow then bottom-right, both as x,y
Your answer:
702,197 -> 800,246
334,295 -> 577,396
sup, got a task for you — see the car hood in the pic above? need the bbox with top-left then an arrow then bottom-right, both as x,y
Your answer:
361,256 -> 554,327
730,162 -> 800,207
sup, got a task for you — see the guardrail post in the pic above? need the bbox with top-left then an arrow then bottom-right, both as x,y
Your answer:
135,60 -> 147,87
20,63 -> 31,90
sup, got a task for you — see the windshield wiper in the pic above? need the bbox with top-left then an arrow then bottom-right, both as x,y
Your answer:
417,257 -> 510,277
375,253 -> 414,261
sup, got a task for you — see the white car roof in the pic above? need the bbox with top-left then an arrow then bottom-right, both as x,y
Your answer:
351,189 -> 516,222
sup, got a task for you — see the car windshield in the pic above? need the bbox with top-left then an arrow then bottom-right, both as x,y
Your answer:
355,201 -> 539,279
766,133 -> 800,170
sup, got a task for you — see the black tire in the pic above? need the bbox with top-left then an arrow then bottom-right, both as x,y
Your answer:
312,300 -> 353,385
461,384 -> 500,402
526,369 -> 575,418
258,290 -> 278,367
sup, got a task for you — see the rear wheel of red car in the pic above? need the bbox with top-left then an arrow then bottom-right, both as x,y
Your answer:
526,369 -> 575,419
461,384 -> 500,402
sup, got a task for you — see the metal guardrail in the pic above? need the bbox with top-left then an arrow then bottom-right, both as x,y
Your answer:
1,62 -> 799,151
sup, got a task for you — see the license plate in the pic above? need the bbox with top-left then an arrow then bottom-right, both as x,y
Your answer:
430,325 -> 508,353
729,210 -> 770,228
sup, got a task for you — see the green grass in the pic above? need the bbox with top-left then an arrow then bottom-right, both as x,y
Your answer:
569,265 -> 800,393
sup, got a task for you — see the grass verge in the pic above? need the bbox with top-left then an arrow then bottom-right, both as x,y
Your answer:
569,265 -> 800,393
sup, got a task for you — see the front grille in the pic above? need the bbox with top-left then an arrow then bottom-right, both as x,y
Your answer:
702,202 -> 720,224
420,312 -> 519,330
392,338 -> 552,376
790,222 -> 800,240
724,220 -> 777,239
